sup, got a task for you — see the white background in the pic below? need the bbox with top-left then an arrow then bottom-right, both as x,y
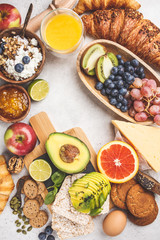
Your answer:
0,0 -> 160,240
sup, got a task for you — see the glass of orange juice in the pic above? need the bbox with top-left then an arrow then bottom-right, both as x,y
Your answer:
40,8 -> 84,57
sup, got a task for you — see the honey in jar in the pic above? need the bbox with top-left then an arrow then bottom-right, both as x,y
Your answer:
0,86 -> 29,120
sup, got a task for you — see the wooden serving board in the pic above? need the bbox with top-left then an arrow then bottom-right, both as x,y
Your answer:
24,111 -> 98,211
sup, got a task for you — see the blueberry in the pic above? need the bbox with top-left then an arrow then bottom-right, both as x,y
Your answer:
115,75 -> 122,81
14,63 -> 24,73
119,87 -> 127,96
100,88 -> 106,96
137,66 -> 144,74
45,226 -> 53,235
116,54 -> 122,60
0,42 -> 6,50
111,89 -> 118,97
117,94 -> 124,102
130,59 -> 139,68
108,83 -> 115,89
124,61 -> 130,68
121,105 -> 128,112
139,73 -> 145,79
47,236 -> 55,240
108,95 -> 112,100
116,80 -> 124,89
116,102 -> 122,109
123,72 -> 131,82
105,88 -> 112,95
124,83 -> 129,89
0,47 -> 3,55
118,59 -> 124,65
126,75 -> 134,84
125,65 -> 134,75
22,56 -> 30,64
118,68 -> 124,76
121,98 -> 128,106
108,74 -> 115,81
118,65 -> 124,70
110,98 -> 117,106
134,73 -> 139,78
111,67 -> 118,75
95,82 -> 104,90
38,232 -> 46,240
104,79 -> 112,87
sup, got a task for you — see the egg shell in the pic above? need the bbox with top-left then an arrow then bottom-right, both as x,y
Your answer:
103,210 -> 127,236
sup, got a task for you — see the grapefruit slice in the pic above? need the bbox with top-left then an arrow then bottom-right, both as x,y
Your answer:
97,141 -> 139,183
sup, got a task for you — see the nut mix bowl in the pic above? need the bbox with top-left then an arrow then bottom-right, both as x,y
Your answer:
0,27 -> 45,84
0,84 -> 31,123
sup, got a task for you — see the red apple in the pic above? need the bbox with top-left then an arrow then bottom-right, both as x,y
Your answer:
4,122 -> 37,156
0,4 -> 21,31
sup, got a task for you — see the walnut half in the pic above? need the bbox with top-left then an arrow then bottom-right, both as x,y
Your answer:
8,156 -> 24,174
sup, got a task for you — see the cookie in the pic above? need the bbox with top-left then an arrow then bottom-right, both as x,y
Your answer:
24,196 -> 29,202
29,210 -> 48,228
126,184 -> 157,218
128,201 -> 158,226
24,179 -> 38,199
111,179 -> 137,209
35,194 -> 44,207
23,199 -> 40,219
37,182 -> 46,195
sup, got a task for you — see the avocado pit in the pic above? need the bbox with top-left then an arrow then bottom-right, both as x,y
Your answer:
59,144 -> 80,163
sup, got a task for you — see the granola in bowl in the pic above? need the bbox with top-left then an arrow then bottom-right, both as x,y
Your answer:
0,35 -> 43,81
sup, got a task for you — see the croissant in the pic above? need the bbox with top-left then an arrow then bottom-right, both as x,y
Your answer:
82,9 -> 160,67
74,0 -> 141,14
0,155 -> 14,214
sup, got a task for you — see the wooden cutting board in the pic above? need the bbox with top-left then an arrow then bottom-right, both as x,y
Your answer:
24,111 -> 98,211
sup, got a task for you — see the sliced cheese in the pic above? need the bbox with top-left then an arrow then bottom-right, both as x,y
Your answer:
112,120 -> 160,172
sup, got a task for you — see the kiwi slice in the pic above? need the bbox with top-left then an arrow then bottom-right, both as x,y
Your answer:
95,55 -> 114,83
81,44 -> 106,76
107,52 -> 118,66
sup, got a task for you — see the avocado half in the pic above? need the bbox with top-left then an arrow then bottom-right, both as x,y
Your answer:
45,132 -> 91,174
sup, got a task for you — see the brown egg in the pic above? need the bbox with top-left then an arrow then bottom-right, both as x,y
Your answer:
103,210 -> 127,236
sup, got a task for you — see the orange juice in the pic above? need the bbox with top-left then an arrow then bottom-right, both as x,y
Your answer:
45,14 -> 82,51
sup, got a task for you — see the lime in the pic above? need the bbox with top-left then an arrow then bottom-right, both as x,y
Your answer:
28,79 -> 49,101
29,159 -> 52,181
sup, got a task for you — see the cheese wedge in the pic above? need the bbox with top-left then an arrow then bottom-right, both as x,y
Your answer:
112,120 -> 160,172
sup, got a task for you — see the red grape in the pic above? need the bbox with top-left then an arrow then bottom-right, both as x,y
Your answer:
142,78 -> 149,86
153,97 -> 160,105
133,100 -> 145,112
156,87 -> 160,97
133,78 -> 143,88
130,89 -> 142,100
149,105 -> 160,115
135,112 -> 148,122
154,115 -> 160,125
128,107 -> 136,117
145,79 -> 157,91
141,86 -> 152,98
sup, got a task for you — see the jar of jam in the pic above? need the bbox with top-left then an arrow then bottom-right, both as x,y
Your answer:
0,85 -> 30,122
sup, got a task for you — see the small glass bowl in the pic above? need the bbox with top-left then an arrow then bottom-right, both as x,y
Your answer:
40,8 -> 84,58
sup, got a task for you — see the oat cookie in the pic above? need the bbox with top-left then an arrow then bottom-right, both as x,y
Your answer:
37,182 -> 46,195
23,199 -> 40,219
24,179 -> 38,199
35,194 -> 44,207
128,201 -> 158,226
126,184 -> 157,218
29,210 -> 48,228
111,179 -> 137,209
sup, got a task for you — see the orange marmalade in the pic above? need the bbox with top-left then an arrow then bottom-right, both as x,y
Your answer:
0,87 -> 29,119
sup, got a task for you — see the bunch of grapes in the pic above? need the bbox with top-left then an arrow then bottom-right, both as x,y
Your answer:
128,78 -> 160,125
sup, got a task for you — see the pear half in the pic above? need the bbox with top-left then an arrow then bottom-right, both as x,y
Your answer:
81,44 -> 106,76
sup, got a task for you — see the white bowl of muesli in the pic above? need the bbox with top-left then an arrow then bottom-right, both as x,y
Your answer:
0,27 -> 45,84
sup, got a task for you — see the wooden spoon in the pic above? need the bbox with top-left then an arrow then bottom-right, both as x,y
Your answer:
26,0 -> 78,33
21,3 -> 33,38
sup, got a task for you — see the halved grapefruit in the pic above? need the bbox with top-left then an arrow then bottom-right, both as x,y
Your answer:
97,141 -> 139,183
